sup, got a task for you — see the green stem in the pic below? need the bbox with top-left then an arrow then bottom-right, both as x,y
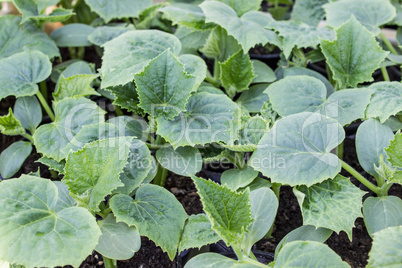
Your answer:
77,47 -> 85,59
265,182 -> 280,239
113,105 -> 123,116
68,47 -> 77,59
22,133 -> 34,143
340,160 -> 381,194
102,256 -> 116,268
233,248 -> 244,261
226,153 -> 246,169
381,66 -> 390,81
154,163 -> 168,187
336,142 -> 344,160
249,251 -> 258,261
39,81 -> 48,102
379,32 -> 398,54
36,92 -> 55,121
213,58 -> 221,82
205,75 -> 221,88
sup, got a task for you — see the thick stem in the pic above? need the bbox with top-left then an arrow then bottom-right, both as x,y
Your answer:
68,47 -> 77,59
213,58 -> 220,82
77,47 -> 85,59
379,32 -> 398,54
381,66 -> 390,81
22,133 -> 34,143
226,153 -> 246,169
39,81 -> 48,102
113,105 -> 123,116
340,160 -> 381,195
36,92 -> 55,121
102,256 -> 116,268
336,142 -> 344,160
154,163 -> 168,187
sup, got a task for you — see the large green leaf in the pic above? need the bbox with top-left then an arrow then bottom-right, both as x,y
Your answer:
191,176 -> 253,249
0,108 -> 25,136
185,253 -> 261,268
221,166 -> 258,190
175,26 -> 210,54
200,1 -> 281,53
249,112 -> 344,186
0,175 -> 101,267
134,49 -> 197,120
236,84 -> 269,113
251,60 -> 276,84
33,97 -> 106,162
110,184 -> 188,260
321,17 -> 388,89
295,175 -> 365,240
95,214 -> 141,260
274,241 -> 349,268
215,0 -> 262,17
267,76 -> 373,126
14,0 -> 74,24
156,146 -> 202,177
0,50 -> 52,100
50,23 -> 94,48
368,226 -> 402,267
100,30 -> 181,88
88,25 -> 135,47
363,196 -> 402,237
13,96 -> 42,134
355,119 -> 394,177
324,0 -> 396,35
365,82 -> 402,124
179,214 -> 220,252
53,74 -> 100,101
156,92 -> 241,148
220,49 -> 255,96
179,54 -> 207,89
242,187 -> 278,255
36,156 -> 66,174
85,0 -> 152,23
275,225 -> 333,258
64,137 -> 133,211
107,116 -> 148,141
0,141 -> 32,179
0,15 -> 59,59
291,0 -> 329,26
160,3 -> 207,29
106,82 -> 144,115
267,20 -> 335,58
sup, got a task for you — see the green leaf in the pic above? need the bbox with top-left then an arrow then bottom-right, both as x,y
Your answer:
134,49 -> 197,120
106,82 -> 144,114
179,214 -> 220,252
365,82 -> 402,124
33,97 -> 106,162
88,25 -> 135,47
386,132 -> 402,168
156,146 -> 202,177
100,30 -> 181,88
236,84 -> 269,113
175,26 -> 210,54
251,60 -> 276,84
291,0 -> 329,26
295,175 -> 365,240
200,1 -> 281,52
221,167 -> 258,190
324,0 -> 396,35
13,96 -> 42,134
160,3 -> 207,28
275,225 -> 333,258
242,187 -> 278,255
0,15 -> 59,59
179,54 -> 207,89
215,0 -> 262,17
110,184 -> 188,260
249,112 -> 344,186
0,50 -> 52,100
220,49 -> 255,96
114,139 -> 153,195
50,23 -> 94,47
36,156 -> 66,174
200,26 -> 242,62
321,17 -> 388,89
64,137 -> 133,211
156,92 -> 241,148
14,0 -> 74,24
0,108 -> 25,136
95,214 -> 141,260
0,141 -> 32,179
53,74 -> 100,101
356,119 -> 394,177
283,67 -> 334,97
267,20 -> 335,58
107,116 -> 148,141
274,241 -> 349,268
267,76 -> 373,126
85,0 -> 152,23
0,175 -> 101,268
368,226 -> 402,267
185,253 -> 261,268
51,60 -> 94,83
363,196 -> 402,237
191,176 -> 253,248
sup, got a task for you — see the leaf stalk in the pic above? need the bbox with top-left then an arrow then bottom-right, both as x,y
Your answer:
340,160 -> 381,195
36,91 -> 55,121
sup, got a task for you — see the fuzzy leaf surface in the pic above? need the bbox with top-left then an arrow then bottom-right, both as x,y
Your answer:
0,50 -> 51,100
106,82 -> 143,114
236,84 -> 269,113
185,253 -> 261,268
291,0 -> 329,26
156,146 -> 202,177
321,17 -> 388,88
110,184 -> 188,260
368,226 -> 402,267
53,74 -> 100,101
221,167 -> 258,190
251,60 -> 276,84
88,25 -> 135,47
386,132 -> 402,168
134,49 -> 197,120
0,175 -> 101,268
100,30 -> 181,88
250,112 -> 344,186
13,0 -> 74,23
